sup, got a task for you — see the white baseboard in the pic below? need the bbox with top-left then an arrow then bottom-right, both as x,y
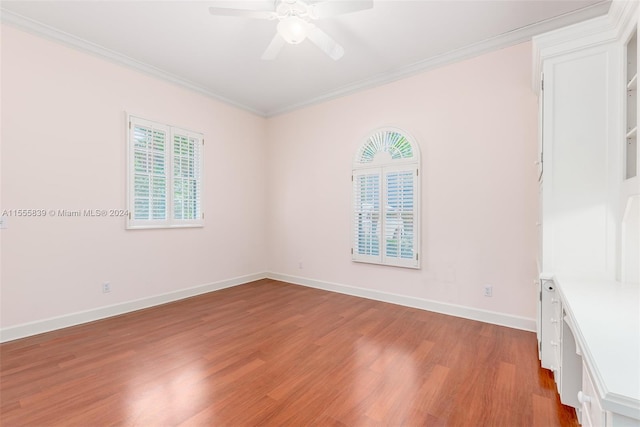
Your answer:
267,272 -> 536,332
0,272 -> 267,343
1,271 -> 535,343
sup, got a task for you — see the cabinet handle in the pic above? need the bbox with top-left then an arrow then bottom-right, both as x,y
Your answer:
550,318 -> 558,323
577,391 -> 591,405
550,340 -> 559,346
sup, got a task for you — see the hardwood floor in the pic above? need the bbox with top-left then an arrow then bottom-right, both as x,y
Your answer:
1,279 -> 579,426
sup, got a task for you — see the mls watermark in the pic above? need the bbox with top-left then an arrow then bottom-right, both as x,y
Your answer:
1,209 -> 129,218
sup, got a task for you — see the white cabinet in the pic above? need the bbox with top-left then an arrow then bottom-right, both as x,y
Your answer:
534,1 -> 640,426
533,1 -> 640,286
539,277 -> 583,412
539,277 -> 586,413
536,39 -> 621,280
539,278 -> 558,370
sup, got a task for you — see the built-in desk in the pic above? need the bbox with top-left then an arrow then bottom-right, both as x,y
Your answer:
542,276 -> 640,426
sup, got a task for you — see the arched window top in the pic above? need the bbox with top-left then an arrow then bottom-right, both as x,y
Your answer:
354,127 -> 419,166
351,127 -> 420,268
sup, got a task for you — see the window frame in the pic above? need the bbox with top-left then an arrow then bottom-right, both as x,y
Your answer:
352,127 -> 420,269
126,114 -> 204,230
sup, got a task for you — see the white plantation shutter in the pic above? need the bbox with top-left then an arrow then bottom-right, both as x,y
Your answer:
127,115 -> 203,229
130,118 -> 169,225
353,169 -> 382,262
383,167 -> 418,267
172,129 -> 203,223
352,128 -> 420,268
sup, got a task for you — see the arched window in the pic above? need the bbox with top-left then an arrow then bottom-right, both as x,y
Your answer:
352,128 -> 420,268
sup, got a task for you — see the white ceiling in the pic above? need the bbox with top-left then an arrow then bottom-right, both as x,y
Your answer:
1,0 -> 610,116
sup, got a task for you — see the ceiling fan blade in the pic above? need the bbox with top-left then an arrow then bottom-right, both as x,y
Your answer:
309,0 -> 373,19
307,26 -> 344,61
208,7 -> 276,20
262,33 -> 286,60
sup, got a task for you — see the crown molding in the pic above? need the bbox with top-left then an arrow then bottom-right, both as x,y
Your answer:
608,0 -> 639,37
531,13 -> 614,93
267,1 -> 612,116
1,2 -> 611,118
0,8 -> 266,117
531,1 -> 634,94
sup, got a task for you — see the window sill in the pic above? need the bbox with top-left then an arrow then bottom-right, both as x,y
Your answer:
126,223 -> 204,230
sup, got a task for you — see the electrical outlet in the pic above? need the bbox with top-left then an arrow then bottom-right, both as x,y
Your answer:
483,285 -> 493,297
102,282 -> 111,293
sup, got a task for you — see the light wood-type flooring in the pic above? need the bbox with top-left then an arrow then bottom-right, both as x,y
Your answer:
1,279 -> 579,426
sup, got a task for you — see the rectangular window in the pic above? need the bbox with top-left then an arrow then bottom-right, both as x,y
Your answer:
127,115 -> 203,229
352,166 -> 419,268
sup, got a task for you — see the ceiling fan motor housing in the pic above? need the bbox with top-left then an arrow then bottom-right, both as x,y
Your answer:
276,0 -> 310,19
209,0 -> 372,60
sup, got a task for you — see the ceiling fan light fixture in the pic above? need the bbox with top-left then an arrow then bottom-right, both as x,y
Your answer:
277,16 -> 309,44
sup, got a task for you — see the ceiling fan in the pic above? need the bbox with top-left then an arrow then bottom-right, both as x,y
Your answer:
209,0 -> 373,61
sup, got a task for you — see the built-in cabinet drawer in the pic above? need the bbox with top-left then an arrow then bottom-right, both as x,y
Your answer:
551,296 -> 563,387
539,279 -> 582,413
579,364 -> 605,427
540,278 -> 558,371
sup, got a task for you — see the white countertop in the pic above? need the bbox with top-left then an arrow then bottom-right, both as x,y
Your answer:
555,276 -> 640,419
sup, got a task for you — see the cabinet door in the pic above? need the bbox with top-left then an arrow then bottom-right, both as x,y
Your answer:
541,44 -> 621,279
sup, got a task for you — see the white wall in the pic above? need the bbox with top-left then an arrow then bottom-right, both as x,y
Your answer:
0,26 -> 268,329
1,23 -> 539,336
266,42 -> 539,320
